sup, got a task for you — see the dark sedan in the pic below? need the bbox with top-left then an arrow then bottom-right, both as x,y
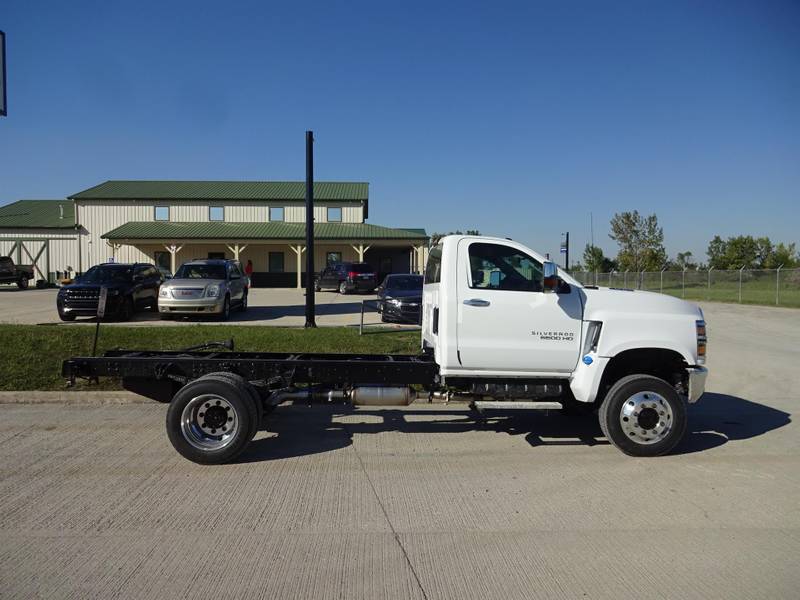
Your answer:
377,274 -> 423,324
57,263 -> 162,321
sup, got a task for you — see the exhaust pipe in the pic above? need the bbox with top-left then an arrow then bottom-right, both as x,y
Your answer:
350,386 -> 416,406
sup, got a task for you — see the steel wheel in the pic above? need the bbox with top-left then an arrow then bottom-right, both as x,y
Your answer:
618,391 -> 674,445
180,393 -> 239,451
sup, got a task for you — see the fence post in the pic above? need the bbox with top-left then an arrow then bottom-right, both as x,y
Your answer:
640,271 -> 645,290
624,270 -> 629,287
660,268 -> 666,293
682,268 -> 686,298
776,264 -> 783,306
707,267 -> 714,300
738,266 -> 745,303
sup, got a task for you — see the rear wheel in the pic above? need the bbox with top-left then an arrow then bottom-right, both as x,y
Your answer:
203,372 -> 263,440
339,281 -> 348,294
17,277 -> 29,290
118,297 -> 134,321
166,376 -> 256,464
599,374 -> 687,457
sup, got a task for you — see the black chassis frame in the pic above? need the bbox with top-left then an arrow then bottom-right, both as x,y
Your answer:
62,350 -> 440,401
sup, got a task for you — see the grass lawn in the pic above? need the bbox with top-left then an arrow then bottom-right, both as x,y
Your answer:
0,325 -> 421,391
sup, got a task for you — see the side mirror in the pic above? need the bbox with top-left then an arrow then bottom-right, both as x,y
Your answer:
542,261 -> 558,292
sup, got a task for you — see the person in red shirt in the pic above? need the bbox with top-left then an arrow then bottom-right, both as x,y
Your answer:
244,259 -> 254,287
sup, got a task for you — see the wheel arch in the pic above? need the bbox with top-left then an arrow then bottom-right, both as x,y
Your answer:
597,347 -> 689,404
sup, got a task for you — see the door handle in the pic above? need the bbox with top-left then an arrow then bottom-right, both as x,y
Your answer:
463,298 -> 490,307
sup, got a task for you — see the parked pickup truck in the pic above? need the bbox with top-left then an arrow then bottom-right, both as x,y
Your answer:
63,234 -> 708,464
0,256 -> 35,289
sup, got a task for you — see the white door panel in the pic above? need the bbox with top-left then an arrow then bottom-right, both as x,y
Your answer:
456,240 -> 583,373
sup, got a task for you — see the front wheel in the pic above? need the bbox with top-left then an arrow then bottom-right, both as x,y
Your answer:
599,374 -> 687,457
238,292 -> 248,312
218,296 -> 230,320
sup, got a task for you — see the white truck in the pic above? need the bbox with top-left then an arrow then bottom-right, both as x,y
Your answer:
63,234 -> 708,464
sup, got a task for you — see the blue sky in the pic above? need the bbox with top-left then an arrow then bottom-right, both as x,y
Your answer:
1,0 -> 798,264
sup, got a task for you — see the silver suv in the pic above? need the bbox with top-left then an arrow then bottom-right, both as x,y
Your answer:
158,259 -> 248,320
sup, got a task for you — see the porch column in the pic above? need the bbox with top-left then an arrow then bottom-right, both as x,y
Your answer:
350,243 -> 371,262
225,243 -> 248,260
165,243 -> 184,275
105,240 -> 123,262
290,244 -> 306,289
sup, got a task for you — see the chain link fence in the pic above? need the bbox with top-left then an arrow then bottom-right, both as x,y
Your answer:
572,268 -> 800,308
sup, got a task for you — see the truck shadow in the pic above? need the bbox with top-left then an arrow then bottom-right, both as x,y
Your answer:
238,392 -> 790,463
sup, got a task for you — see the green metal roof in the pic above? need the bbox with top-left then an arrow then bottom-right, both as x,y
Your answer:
70,180 -> 368,202
102,221 -> 428,241
0,200 -> 76,229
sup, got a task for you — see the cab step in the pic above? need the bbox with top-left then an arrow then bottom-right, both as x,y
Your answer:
471,401 -> 563,411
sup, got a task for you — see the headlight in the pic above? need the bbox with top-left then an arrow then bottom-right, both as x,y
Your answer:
159,288 -> 171,298
205,285 -> 220,298
388,298 -> 402,306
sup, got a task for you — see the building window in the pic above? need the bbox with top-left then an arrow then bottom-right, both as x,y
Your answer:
326,251 -> 342,265
268,252 -> 284,273
209,206 -> 225,221
269,207 -> 284,222
154,206 -> 169,221
154,251 -> 170,270
327,207 -> 342,222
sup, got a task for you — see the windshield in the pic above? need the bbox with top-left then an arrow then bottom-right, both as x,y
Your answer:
385,275 -> 423,291
174,264 -> 227,280
80,265 -> 133,283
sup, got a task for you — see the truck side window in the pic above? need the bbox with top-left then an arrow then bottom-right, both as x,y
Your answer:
468,243 -> 543,292
424,245 -> 442,284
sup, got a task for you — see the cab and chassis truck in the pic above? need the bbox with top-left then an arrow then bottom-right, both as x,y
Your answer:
62,235 -> 708,464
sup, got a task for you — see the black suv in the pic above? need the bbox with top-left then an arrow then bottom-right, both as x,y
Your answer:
57,263 -> 162,321
315,262 -> 377,294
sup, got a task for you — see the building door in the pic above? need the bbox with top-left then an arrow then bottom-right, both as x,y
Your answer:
154,251 -> 171,271
268,252 -> 284,273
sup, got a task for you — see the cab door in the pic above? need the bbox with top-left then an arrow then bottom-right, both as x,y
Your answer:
456,240 -> 583,373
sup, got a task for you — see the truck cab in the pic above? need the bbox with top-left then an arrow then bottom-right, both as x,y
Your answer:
423,235 -> 708,456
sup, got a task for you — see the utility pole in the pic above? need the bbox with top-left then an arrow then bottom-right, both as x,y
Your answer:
561,232 -> 570,271
304,131 -> 316,328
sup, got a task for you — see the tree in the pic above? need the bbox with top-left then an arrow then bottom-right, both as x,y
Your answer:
674,251 -> 697,270
582,244 -> 617,272
706,235 -> 798,269
608,211 -> 667,272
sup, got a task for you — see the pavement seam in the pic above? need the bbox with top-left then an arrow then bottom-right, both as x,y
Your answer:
343,423 -> 430,600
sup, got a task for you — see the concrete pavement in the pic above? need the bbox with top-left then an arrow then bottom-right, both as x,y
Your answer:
1,302 -> 799,598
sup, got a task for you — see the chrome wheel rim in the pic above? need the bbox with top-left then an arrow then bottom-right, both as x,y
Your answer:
180,394 -> 239,451
619,391 -> 673,445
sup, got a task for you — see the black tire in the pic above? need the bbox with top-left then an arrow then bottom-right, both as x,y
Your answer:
118,297 -> 134,322
159,313 -> 173,320
58,310 -> 76,322
17,278 -> 29,290
339,281 -> 348,294
238,291 -> 248,312
203,372 -> 263,441
599,374 -> 687,457
219,295 -> 230,320
166,376 -> 256,464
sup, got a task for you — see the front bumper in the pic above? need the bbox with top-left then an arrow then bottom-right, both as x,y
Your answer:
382,302 -> 421,324
158,297 -> 225,314
687,366 -> 708,403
